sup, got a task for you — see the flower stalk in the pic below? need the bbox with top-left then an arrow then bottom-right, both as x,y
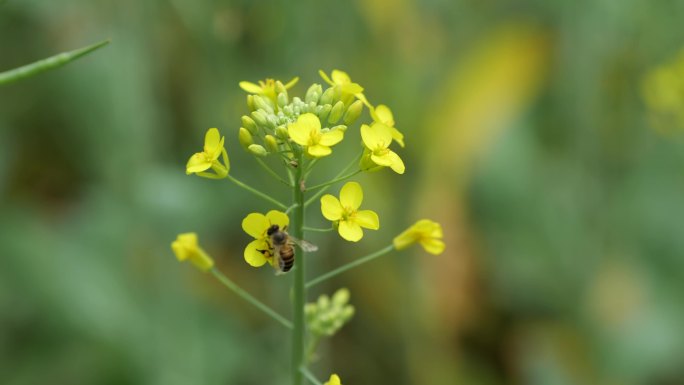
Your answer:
291,152 -> 306,385
306,244 -> 395,289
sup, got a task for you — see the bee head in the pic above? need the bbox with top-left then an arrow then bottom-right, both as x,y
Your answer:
266,224 -> 280,236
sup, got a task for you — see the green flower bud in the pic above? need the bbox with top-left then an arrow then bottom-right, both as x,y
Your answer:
277,92 -> 288,108
305,83 -> 323,104
248,144 -> 268,157
283,105 -> 294,116
275,80 -> 287,94
328,101 -> 345,124
264,135 -> 279,153
253,95 -> 274,114
238,127 -> 253,149
241,115 -> 258,134
332,288 -> 350,306
246,94 -> 255,111
330,124 -> 347,132
276,125 -> 289,139
320,87 -> 335,105
317,104 -> 332,122
251,110 -> 269,128
343,100 -> 363,125
359,148 -> 383,172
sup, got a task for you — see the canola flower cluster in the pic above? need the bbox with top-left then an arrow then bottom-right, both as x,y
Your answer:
171,70 -> 445,385
643,49 -> 684,132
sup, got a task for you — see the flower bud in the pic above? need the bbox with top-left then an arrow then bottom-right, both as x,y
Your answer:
275,80 -> 287,94
343,100 -> 363,125
305,83 -> 322,104
330,124 -> 347,132
251,110 -> 269,128
241,115 -> 258,134
320,87 -> 335,105
253,95 -> 274,114
238,127 -> 253,149
328,101 -> 345,124
248,144 -> 268,157
264,135 -> 279,153
317,104 -> 332,122
247,94 -> 255,111
276,125 -> 289,139
277,92 -> 288,108
332,288 -> 350,306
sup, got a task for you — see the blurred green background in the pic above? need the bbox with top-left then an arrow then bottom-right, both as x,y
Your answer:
2,1 -> 684,384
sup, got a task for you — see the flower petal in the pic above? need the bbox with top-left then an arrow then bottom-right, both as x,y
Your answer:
298,113 -> 321,132
319,129 -> 344,146
373,105 -> 395,126
307,144 -> 332,157
370,153 -> 393,167
244,239 -> 270,267
361,123 -> 392,150
339,181 -> 363,210
242,213 -> 269,239
390,127 -> 405,148
338,220 -> 363,242
186,153 -> 211,174
239,81 -> 263,94
266,210 -> 289,229
284,76 -> 299,89
355,210 -> 379,230
204,128 -> 222,154
331,69 -> 351,85
288,121 -> 310,146
387,151 -> 405,174
318,70 -> 334,86
421,238 -> 445,255
341,83 -> 364,95
320,194 -> 343,221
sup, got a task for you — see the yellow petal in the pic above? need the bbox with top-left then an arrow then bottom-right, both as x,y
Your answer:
307,144 -> 332,157
355,210 -> 379,230
370,152 -> 393,167
361,123 -> 392,150
339,220 -> 363,242
244,239 -> 270,267
265,210 -> 289,229
324,374 -> 342,385
186,153 -> 212,174
390,127 -> 405,148
331,69 -> 351,85
239,81 -> 263,94
320,194 -> 343,221
242,213 -> 269,239
421,238 -> 445,255
284,76 -> 299,89
204,128 -> 222,154
190,248 -> 214,271
393,231 -> 417,250
387,151 -> 405,174
318,129 -> 344,146
341,83 -> 364,95
318,69 -> 334,86
288,121 -> 310,146
298,113 -> 321,132
373,104 -> 395,126
339,181 -> 363,210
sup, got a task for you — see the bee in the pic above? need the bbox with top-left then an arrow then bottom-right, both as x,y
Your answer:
262,224 -> 318,275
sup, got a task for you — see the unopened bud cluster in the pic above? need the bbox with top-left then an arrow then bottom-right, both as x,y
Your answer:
305,288 -> 355,337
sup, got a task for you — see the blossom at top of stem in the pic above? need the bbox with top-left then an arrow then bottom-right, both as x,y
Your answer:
324,374 -> 342,385
171,232 -> 214,271
319,69 -> 366,105
320,182 -> 379,242
360,123 -> 405,174
370,104 -> 405,147
393,219 -> 445,255
186,128 -> 230,178
239,77 -> 299,105
241,210 -> 290,267
288,113 -> 344,158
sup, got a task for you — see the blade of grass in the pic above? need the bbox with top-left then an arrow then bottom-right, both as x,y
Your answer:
0,39 -> 110,86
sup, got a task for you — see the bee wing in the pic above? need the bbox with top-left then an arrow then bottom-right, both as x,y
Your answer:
289,236 -> 318,252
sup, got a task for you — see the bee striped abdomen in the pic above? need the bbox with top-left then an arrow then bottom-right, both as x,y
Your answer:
279,247 -> 295,272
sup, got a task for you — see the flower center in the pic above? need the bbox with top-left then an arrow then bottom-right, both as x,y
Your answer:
341,207 -> 355,221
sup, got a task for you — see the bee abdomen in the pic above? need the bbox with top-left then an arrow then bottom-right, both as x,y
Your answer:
280,249 -> 295,272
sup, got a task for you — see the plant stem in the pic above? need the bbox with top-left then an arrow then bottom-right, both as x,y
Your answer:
305,170 -> 361,192
0,40 -> 110,86
291,153 -> 306,385
300,366 -> 323,385
302,226 -> 333,233
306,244 -> 395,289
210,268 -> 292,329
255,157 -> 292,187
226,174 -> 288,209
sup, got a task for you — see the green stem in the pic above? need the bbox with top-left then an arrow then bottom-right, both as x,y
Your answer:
306,244 -> 395,289
210,268 -> 292,329
304,152 -> 362,208
255,157 -> 292,187
300,367 -> 323,385
305,170 -> 361,192
226,174 -> 288,209
0,40 -> 110,86
302,226 -> 333,233
305,335 -> 321,364
291,153 -> 306,385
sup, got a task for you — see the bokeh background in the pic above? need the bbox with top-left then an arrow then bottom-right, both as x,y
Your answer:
2,1 -> 684,384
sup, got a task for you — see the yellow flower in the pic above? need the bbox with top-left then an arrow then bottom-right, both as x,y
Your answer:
321,182 -> 379,242
319,69 -> 365,105
288,113 -> 344,157
324,374 -> 342,385
239,77 -> 299,105
241,210 -> 290,267
171,232 -> 214,271
186,128 -> 230,179
393,219 -> 445,255
360,123 -> 405,174
370,104 -> 405,147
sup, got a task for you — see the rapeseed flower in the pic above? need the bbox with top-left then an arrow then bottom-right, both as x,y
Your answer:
321,182 -> 379,242
171,232 -> 214,271
239,77 -> 299,105
393,219 -> 445,255
324,374 -> 342,385
186,128 -> 229,178
370,104 -> 405,147
288,113 -> 344,157
360,123 -> 405,174
242,210 -> 289,267
319,69 -> 365,105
